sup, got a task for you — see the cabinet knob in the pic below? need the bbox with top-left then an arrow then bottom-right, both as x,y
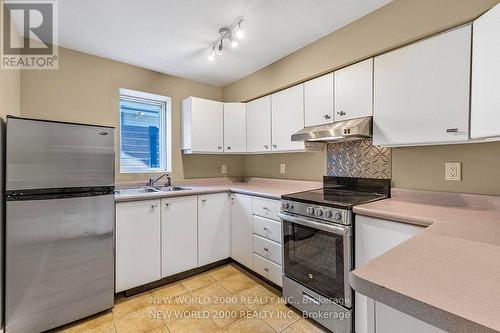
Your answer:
227,146 -> 231,150
323,114 -> 331,119
263,227 -> 269,231
264,268 -> 269,272
165,203 -> 170,207
337,110 -> 346,116
272,144 -> 277,149
202,199 -> 207,203
151,204 -> 157,209
263,248 -> 269,252
217,146 -> 222,150
264,145 -> 269,149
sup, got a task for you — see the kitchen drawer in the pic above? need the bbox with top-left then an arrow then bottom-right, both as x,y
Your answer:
252,197 -> 281,221
253,235 -> 282,265
252,215 -> 282,243
253,253 -> 282,287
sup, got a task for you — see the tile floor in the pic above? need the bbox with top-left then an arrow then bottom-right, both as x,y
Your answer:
57,264 -> 329,333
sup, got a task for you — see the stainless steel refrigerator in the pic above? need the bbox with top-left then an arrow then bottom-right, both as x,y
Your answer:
5,116 -> 115,333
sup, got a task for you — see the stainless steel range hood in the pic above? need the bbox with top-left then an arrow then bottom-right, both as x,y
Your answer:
291,116 -> 372,142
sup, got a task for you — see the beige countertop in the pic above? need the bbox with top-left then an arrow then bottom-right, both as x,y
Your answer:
114,177 -> 322,202
350,188 -> 500,333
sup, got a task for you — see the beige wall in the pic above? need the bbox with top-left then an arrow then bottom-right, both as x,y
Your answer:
20,47 -> 243,183
224,0 -> 500,194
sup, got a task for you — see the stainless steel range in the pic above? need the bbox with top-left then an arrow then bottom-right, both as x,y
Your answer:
279,177 -> 390,333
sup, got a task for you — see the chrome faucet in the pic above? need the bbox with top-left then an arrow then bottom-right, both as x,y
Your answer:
146,173 -> 170,188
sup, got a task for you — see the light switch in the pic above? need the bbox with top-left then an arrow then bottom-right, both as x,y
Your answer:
221,164 -> 227,175
445,162 -> 461,181
280,163 -> 286,174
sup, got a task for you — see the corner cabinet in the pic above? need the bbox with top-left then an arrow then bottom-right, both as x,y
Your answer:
271,84 -> 305,152
161,196 -> 198,277
246,96 -> 272,153
223,103 -> 247,153
115,200 -> 161,292
198,193 -> 230,266
181,96 -> 224,153
471,4 -> 500,140
373,25 -> 471,147
230,193 -> 253,269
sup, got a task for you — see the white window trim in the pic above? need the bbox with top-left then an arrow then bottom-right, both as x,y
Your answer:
119,88 -> 172,174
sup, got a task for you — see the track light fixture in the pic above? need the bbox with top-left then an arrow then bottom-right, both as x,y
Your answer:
207,17 -> 244,61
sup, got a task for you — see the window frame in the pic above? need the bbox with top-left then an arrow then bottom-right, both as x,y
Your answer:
119,88 -> 172,174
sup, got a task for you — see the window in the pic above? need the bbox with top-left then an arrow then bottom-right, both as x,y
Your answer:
119,88 -> 171,173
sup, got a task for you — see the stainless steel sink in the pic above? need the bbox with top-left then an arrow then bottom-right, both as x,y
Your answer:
115,187 -> 160,195
155,186 -> 191,192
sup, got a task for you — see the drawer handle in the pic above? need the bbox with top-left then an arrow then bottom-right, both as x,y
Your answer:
264,145 -> 269,149
263,227 -> 269,231
262,207 -> 270,211
264,268 -> 269,272
217,146 -> 222,150
337,110 -> 346,116
263,248 -> 269,252
227,146 -> 231,150
446,128 -> 458,133
165,203 -> 170,207
201,199 -> 207,203
302,291 -> 320,306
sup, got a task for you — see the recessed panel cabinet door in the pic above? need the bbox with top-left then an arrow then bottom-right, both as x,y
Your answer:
161,196 -> 198,278
230,194 -> 253,269
335,58 -> 373,121
223,103 -> 246,152
373,25 -> 471,146
304,73 -> 334,126
471,4 -> 500,139
198,193 -> 230,266
246,96 -> 272,152
271,85 -> 305,151
116,200 -> 161,292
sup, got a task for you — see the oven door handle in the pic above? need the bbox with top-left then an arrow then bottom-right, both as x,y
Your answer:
278,212 -> 350,236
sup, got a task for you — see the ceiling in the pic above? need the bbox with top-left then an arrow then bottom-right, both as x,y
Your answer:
12,0 -> 392,87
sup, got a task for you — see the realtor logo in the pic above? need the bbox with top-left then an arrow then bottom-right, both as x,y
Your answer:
1,0 -> 58,69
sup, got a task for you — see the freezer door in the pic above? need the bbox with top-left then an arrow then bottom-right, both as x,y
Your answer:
6,117 -> 114,191
6,194 -> 114,333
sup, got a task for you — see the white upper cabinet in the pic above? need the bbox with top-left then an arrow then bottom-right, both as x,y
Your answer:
304,73 -> 334,127
223,103 -> 246,153
246,96 -> 272,153
471,4 -> 500,140
271,84 -> 305,151
373,26 -> 471,147
181,96 -> 224,153
335,58 -> 373,121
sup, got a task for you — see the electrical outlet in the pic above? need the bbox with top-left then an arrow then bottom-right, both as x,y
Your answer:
445,162 -> 461,181
221,164 -> 227,175
280,163 -> 286,174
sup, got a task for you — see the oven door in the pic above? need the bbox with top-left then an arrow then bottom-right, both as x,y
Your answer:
279,212 -> 352,308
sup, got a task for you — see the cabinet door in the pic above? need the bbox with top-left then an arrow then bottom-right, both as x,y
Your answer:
230,194 -> 253,269
335,59 -> 373,121
471,4 -> 500,139
271,85 -> 305,151
246,96 -> 271,152
116,200 -> 161,292
198,193 -> 230,266
223,103 -> 246,152
355,215 -> 423,333
304,73 -> 334,126
373,26 -> 471,146
376,302 -> 446,333
189,97 -> 224,152
161,196 -> 197,278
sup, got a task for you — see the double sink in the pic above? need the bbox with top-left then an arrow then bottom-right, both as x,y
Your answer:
115,186 -> 191,196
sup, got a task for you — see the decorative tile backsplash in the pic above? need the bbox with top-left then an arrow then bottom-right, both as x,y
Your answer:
327,139 -> 392,179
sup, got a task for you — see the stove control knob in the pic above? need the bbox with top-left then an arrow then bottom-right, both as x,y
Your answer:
315,208 -> 323,217
334,211 -> 342,221
282,202 -> 289,210
324,210 -> 333,218
306,207 -> 314,215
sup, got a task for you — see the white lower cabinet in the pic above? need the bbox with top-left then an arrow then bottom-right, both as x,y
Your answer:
355,215 -> 436,333
161,196 -> 198,278
253,253 -> 282,287
115,200 -> 161,292
230,193 -> 253,269
198,193 -> 230,266
253,235 -> 282,265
